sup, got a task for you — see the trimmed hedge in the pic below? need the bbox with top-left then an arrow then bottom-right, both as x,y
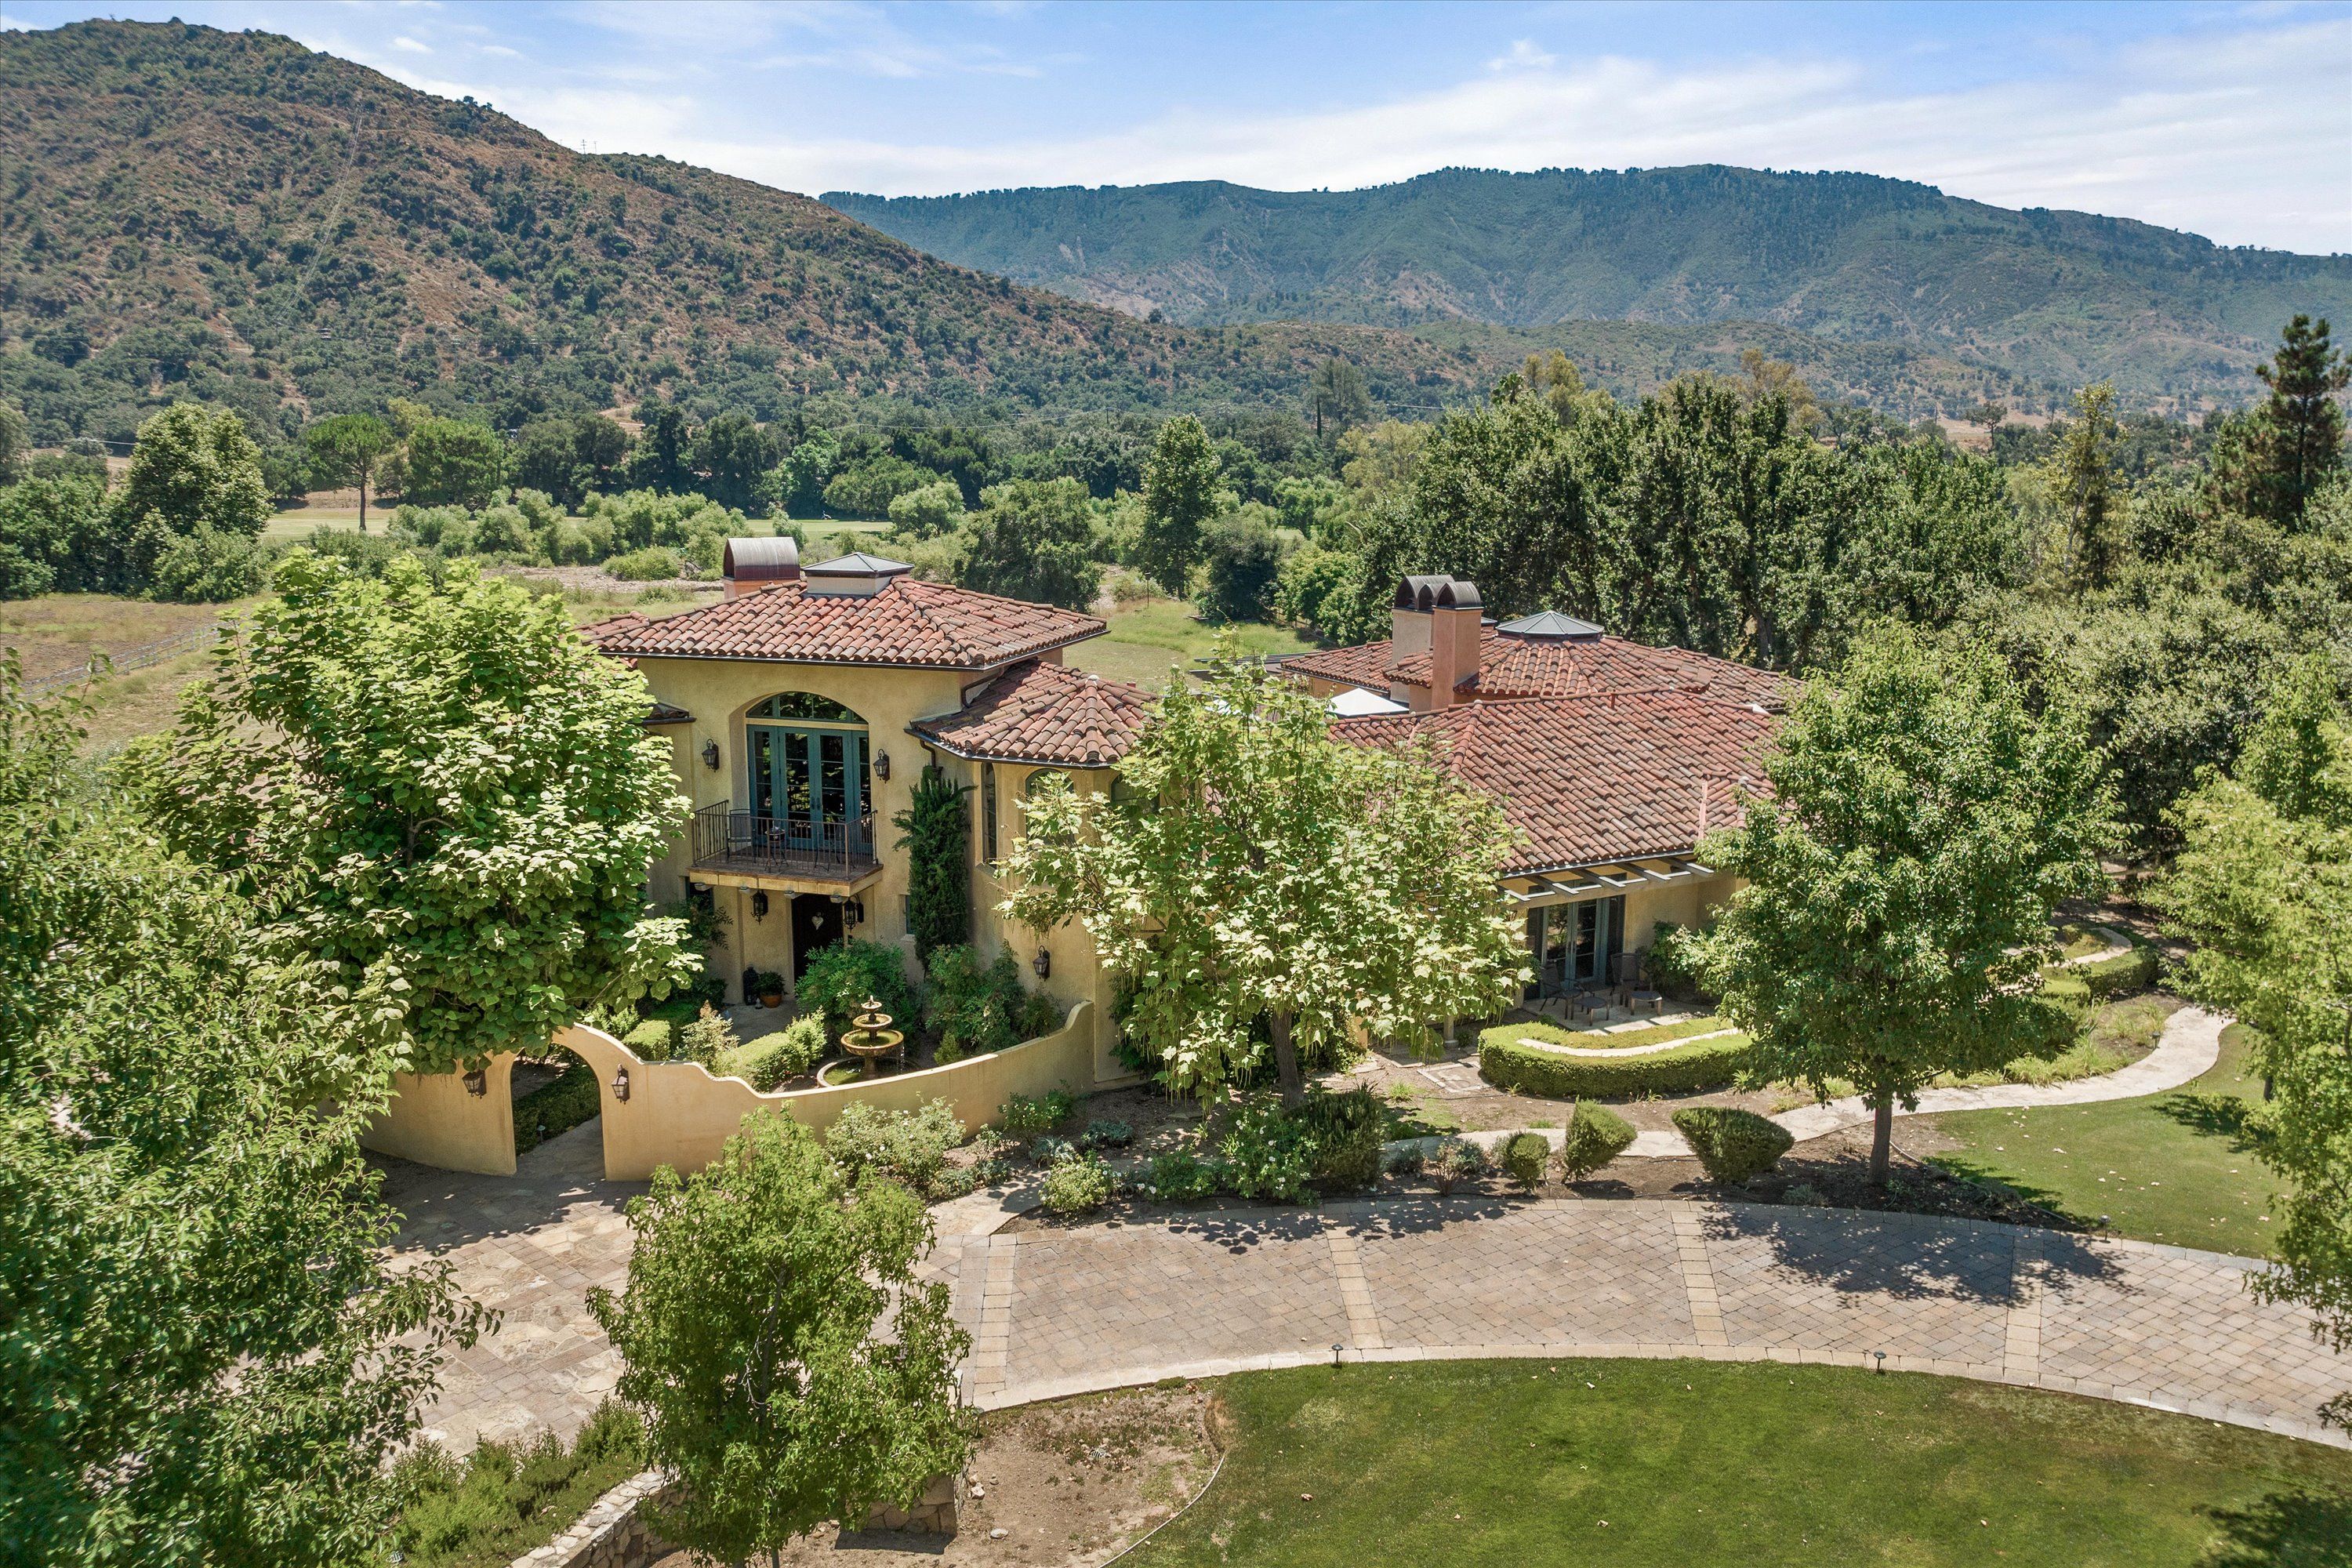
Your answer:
1479,1032 -> 1753,1098
621,1018 -> 673,1059
1671,1107 -> 1793,1185
1560,1100 -> 1637,1179
714,1014 -> 828,1089
2076,944 -> 2161,1000
514,1053 -> 600,1153
1503,1131 -> 1551,1192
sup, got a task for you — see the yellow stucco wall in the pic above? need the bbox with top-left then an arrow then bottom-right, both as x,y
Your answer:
361,1053 -> 517,1175
621,642 -> 1131,1073
558,1002 -> 1102,1181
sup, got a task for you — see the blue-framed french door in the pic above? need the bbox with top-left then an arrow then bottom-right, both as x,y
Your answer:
1524,895 -> 1624,997
747,722 -> 873,855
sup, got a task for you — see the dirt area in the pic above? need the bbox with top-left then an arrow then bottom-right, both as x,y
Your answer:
650,1385 -> 1220,1567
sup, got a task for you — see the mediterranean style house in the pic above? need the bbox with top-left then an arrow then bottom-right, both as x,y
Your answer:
583,547 -> 1784,1052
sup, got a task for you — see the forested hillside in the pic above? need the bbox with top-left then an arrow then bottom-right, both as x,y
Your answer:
0,20 -> 1487,445
827,169 -> 2352,404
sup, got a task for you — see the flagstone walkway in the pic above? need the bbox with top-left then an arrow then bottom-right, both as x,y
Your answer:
387,1122 -> 2349,1453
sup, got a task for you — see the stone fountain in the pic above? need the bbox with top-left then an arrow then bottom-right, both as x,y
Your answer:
839,996 -> 903,1080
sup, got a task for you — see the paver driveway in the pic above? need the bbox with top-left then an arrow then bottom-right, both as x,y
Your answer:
387,1134 -> 2350,1452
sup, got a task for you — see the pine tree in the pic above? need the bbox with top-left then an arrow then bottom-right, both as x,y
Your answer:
2251,315 -> 2349,528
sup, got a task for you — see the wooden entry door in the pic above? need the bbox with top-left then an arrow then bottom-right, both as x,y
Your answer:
789,893 -> 844,982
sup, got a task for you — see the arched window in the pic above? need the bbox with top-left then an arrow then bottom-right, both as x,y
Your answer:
1023,768 -> 1070,800
746,692 -> 871,852
748,692 -> 863,724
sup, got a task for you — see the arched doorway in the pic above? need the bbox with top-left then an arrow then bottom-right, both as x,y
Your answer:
746,692 -> 873,862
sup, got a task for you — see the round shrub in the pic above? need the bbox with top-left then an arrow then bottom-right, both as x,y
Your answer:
1214,1095 -> 1316,1203
1559,1100 -> 1637,1180
823,1098 -> 965,1191
1671,1106 -> 1795,1185
1503,1131 -> 1551,1192
1040,1152 -> 1116,1214
1142,1149 -> 1218,1202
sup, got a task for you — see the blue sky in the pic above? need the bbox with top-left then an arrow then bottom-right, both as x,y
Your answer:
7,1 -> 2350,251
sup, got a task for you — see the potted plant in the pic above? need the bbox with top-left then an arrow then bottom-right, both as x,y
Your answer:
755,970 -> 786,1009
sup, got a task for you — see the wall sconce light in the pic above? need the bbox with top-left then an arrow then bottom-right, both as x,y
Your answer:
1033,946 -> 1051,980
844,898 -> 864,927
701,740 -> 720,771
751,891 -> 769,921
873,750 -> 891,781
462,1068 -> 487,1098
610,1067 -> 630,1103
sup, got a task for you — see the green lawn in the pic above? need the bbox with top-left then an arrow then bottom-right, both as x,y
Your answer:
1134,1360 -> 2351,1566
1066,598 -> 1323,692
1930,1022 -> 2278,1256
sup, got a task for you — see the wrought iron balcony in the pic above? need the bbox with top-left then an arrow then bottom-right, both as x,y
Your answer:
690,804 -> 880,884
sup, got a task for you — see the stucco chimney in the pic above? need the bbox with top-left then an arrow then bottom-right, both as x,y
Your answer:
1389,575 -> 1439,664
1425,578 -> 1483,711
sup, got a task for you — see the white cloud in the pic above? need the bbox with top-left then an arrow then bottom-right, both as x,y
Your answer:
391,34 -> 429,53
1488,39 -> 1555,72
646,14 -> 2343,251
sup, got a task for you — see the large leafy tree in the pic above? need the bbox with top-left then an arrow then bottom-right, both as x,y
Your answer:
401,416 -> 509,509
302,412 -> 399,532
114,401 -> 270,539
1694,626 -> 2116,1182
1137,414 -> 1221,597
1000,656 -> 1527,1104
2159,655 -> 2352,1426
589,1113 -> 971,1567
957,477 -> 1103,610
0,662 -> 484,1565
130,552 -> 696,1074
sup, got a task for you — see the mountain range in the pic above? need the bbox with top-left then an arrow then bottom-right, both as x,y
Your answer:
1,20 -> 2332,451
827,169 -> 2352,405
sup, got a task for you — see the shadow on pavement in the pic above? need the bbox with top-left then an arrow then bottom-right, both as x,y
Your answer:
1700,1203 -> 2123,1304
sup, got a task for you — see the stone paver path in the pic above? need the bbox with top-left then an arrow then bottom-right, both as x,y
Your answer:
386,1016 -> 2342,1457
949,1198 -> 2348,1446
382,1123 -> 641,1452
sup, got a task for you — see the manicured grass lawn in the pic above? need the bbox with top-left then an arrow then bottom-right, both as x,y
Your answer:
1134,1360 -> 2352,1566
1066,598 -> 1322,692
1930,1022 -> 2278,1256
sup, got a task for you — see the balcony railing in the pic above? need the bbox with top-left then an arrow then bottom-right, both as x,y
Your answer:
691,804 -> 880,883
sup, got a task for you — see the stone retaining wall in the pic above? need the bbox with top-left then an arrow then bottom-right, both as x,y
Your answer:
512,1469 -> 673,1568
509,1469 -> 961,1568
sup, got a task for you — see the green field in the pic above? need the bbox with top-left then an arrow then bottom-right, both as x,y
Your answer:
1066,598 -> 1323,692
1134,1360 -> 2352,1566
1930,1022 -> 2278,1255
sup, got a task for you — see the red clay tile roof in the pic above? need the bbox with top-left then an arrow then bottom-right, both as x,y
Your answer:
1287,629 -> 1792,710
583,579 -> 1104,670
1334,690 -> 1777,876
910,660 -> 1155,768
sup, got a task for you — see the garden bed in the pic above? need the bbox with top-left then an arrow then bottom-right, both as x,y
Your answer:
648,1384 -> 1219,1567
